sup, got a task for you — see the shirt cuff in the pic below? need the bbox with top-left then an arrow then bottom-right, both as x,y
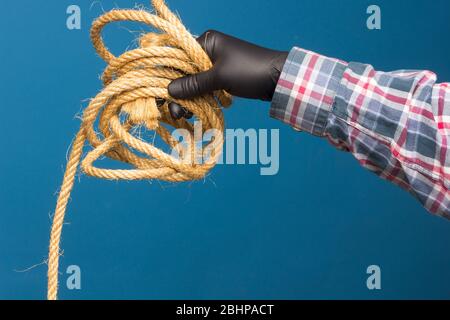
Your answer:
270,47 -> 348,136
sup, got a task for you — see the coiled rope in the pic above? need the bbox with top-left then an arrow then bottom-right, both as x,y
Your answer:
47,0 -> 231,300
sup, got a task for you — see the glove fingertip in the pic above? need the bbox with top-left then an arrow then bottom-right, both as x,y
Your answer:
168,102 -> 184,120
168,79 -> 186,99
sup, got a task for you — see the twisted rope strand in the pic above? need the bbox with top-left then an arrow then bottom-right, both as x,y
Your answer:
47,0 -> 231,300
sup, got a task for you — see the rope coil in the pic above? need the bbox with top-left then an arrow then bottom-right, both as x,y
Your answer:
47,0 -> 231,300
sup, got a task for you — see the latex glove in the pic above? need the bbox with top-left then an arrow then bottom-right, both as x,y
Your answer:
167,30 -> 288,119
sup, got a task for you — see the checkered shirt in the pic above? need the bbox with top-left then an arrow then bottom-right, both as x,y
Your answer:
271,47 -> 450,219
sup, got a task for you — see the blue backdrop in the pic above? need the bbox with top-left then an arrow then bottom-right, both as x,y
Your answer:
0,0 -> 449,299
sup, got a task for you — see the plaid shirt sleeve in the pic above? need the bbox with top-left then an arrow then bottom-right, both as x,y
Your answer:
271,47 -> 450,219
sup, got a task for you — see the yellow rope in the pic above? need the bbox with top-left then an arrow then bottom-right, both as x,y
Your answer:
47,0 -> 231,300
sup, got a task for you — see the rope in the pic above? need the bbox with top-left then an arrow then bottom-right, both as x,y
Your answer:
47,0 -> 231,300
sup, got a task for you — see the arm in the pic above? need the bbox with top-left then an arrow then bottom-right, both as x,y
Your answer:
168,31 -> 450,219
271,47 -> 449,219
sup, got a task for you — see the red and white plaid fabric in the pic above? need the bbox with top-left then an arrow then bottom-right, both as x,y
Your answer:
271,47 -> 450,219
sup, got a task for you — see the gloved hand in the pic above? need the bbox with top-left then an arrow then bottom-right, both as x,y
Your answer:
167,30 -> 289,120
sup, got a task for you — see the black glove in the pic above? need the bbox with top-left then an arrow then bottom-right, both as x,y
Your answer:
167,30 -> 288,120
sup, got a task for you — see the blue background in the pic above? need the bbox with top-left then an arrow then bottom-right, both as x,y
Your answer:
0,0 -> 449,299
